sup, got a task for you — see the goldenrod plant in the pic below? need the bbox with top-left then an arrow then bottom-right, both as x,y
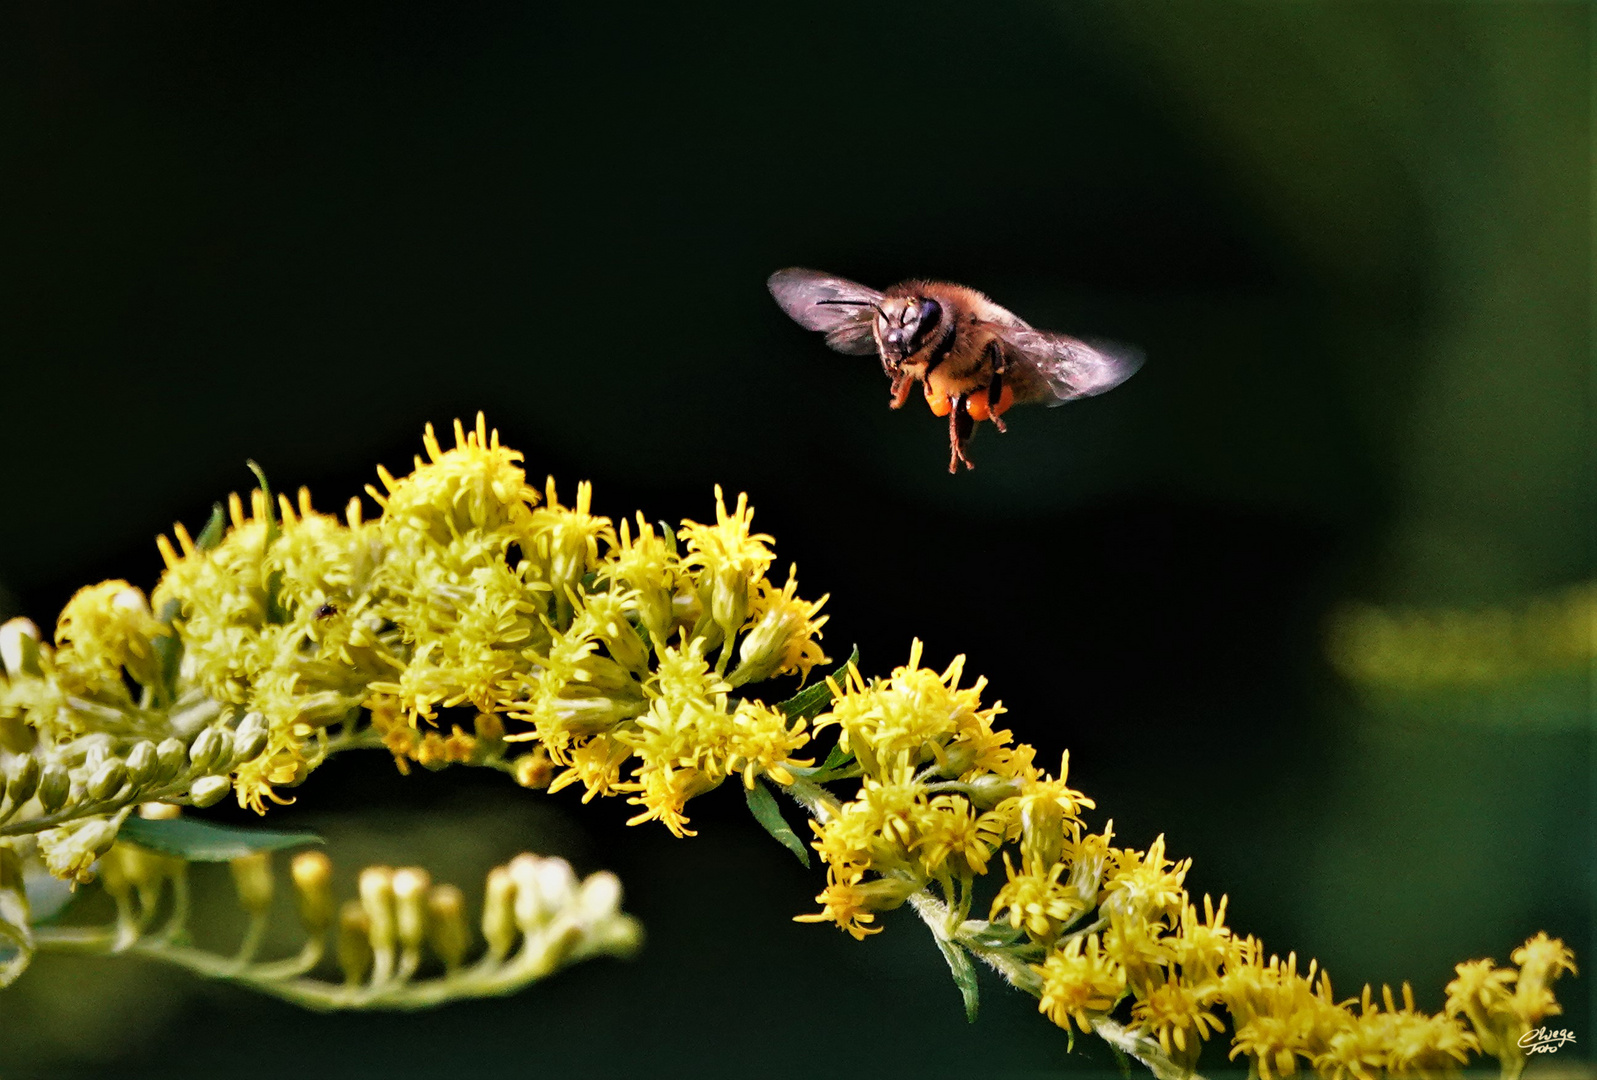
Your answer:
0,416 -> 1574,1079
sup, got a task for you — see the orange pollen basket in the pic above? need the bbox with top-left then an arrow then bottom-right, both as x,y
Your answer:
926,383 -> 1014,422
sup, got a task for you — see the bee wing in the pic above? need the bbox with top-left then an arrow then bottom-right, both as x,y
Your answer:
767,268 -> 884,356
997,327 -> 1143,406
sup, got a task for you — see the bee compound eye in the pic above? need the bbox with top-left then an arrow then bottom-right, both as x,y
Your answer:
918,299 -> 941,326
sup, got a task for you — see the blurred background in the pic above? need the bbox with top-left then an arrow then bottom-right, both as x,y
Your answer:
1,2 -> 1589,1076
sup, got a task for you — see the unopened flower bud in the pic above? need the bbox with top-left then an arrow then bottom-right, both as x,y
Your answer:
124,741 -> 159,788
358,866 -> 397,955
231,712 -> 269,764
1020,800 -> 1066,870
730,599 -> 810,686
709,571 -> 750,648
290,850 -> 335,934
534,857 -> 579,912
575,870 -> 623,927
5,755 -> 40,806
188,775 -> 231,808
138,801 -> 181,820
86,759 -> 128,803
188,727 -> 230,773
154,738 -> 187,782
481,865 -> 518,959
0,618 -> 42,677
512,751 -> 553,790
507,854 -> 553,933
36,764 -> 71,813
473,712 -> 505,747
390,867 -> 431,954
230,851 -> 274,916
961,774 -> 1025,810
336,900 -> 373,985
427,884 -> 469,970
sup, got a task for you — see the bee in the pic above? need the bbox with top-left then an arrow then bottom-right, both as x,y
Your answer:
768,268 -> 1142,472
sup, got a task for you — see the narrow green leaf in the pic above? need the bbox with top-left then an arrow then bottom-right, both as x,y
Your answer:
816,741 -> 853,774
244,460 -> 279,545
964,922 -> 1028,950
776,645 -> 860,722
933,934 -> 981,1023
743,779 -> 810,868
117,816 -> 322,862
244,461 -> 291,624
195,502 -> 227,550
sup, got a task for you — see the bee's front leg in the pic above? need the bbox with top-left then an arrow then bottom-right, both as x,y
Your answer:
947,395 -> 976,473
888,367 -> 916,409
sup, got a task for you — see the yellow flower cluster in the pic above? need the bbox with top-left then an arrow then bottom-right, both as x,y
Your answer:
0,416 -> 829,837
794,641 -> 1577,1079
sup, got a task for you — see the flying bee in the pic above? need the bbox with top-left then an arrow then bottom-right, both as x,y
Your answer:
768,268 -> 1142,472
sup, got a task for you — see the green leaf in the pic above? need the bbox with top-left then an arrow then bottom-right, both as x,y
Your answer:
195,502 -> 227,550
244,460 -> 279,544
117,816 -> 322,862
245,461 -> 291,624
743,779 -> 810,868
933,934 -> 980,1023
963,922 -> 1028,951
776,646 -> 860,723
816,741 -> 853,774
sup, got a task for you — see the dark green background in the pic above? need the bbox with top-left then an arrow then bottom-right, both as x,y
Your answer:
1,2 -> 1590,1076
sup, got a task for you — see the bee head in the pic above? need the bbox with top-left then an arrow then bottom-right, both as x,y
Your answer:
878,297 -> 943,364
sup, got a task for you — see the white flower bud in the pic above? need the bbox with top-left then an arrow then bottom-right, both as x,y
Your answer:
290,850 -> 335,934
481,865 -> 518,960
231,712 -> 269,763
86,758 -> 128,802
36,764 -> 71,813
390,867 -> 431,953
576,871 -> 623,928
5,755 -> 40,806
427,885 -> 469,970
507,853 -> 574,934
336,900 -> 373,986
188,727 -> 232,773
154,738 -> 188,781
358,866 -> 397,956
188,775 -> 231,808
0,618 -> 41,677
124,741 -> 159,787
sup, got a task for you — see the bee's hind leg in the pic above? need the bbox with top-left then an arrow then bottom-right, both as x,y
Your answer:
947,396 -> 976,473
985,342 -> 1009,434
